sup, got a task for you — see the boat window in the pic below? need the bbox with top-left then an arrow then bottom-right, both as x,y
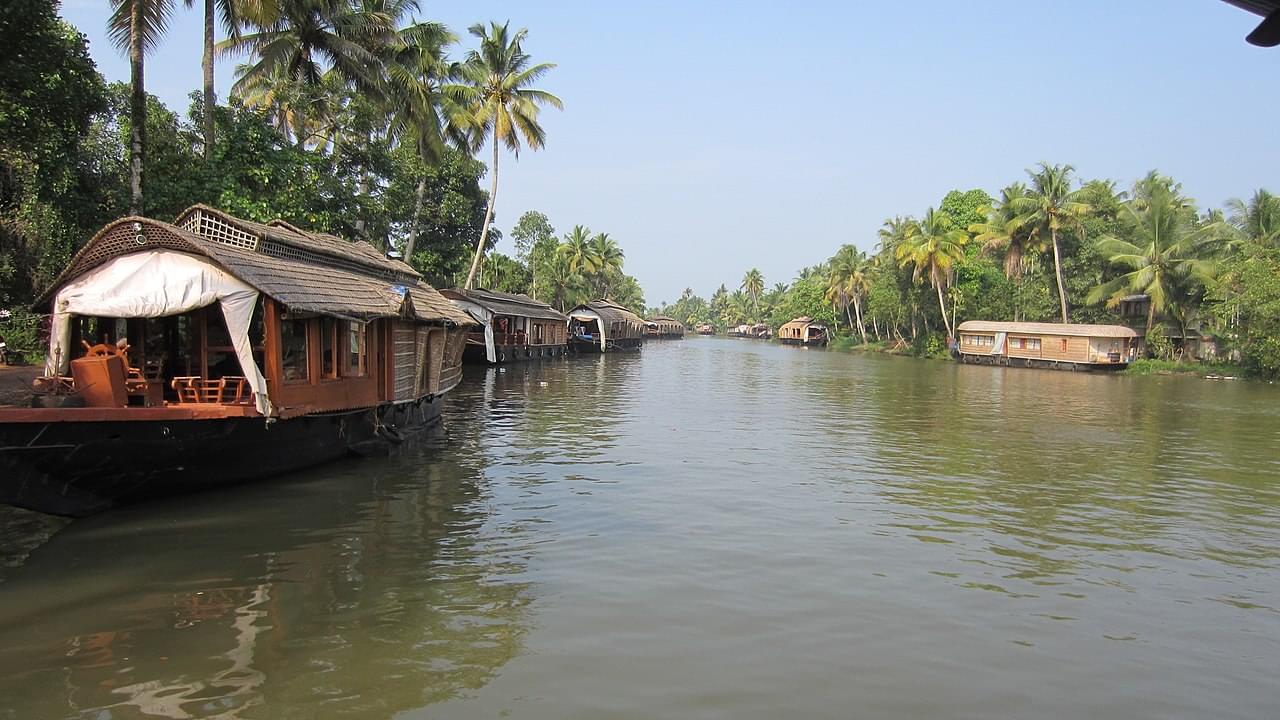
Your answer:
321,317 -> 338,379
1060,338 -> 1068,352
1030,338 -> 1041,350
281,319 -> 309,382
345,321 -> 367,377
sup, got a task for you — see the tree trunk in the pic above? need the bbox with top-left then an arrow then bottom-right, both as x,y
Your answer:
202,0 -> 215,159
853,295 -> 867,344
1145,297 -> 1156,335
465,141 -> 499,289
1051,227 -> 1069,323
128,0 -> 146,215
404,175 -> 427,260
844,301 -> 855,333
935,280 -> 953,338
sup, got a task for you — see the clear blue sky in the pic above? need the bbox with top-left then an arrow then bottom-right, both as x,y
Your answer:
60,0 -> 1278,305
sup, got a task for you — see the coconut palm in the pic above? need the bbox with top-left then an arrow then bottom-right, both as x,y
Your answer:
589,232 -> 624,296
561,225 -> 598,276
109,0 -> 181,213
543,248 -> 583,312
1088,182 -> 1224,333
1010,162 -> 1090,323
1226,188 -> 1280,246
456,21 -> 563,289
894,208 -> 967,338
969,183 -> 1041,280
741,268 -> 764,318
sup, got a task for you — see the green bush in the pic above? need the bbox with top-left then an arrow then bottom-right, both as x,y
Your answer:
0,310 -> 46,363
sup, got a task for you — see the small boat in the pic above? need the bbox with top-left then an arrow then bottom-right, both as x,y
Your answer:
778,317 -> 828,346
751,323 -> 772,340
955,321 -> 1138,371
0,206 -> 476,517
695,323 -> 716,335
568,300 -> 646,353
441,288 -> 570,363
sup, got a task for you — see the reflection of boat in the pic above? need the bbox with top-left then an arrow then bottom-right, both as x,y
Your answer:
955,320 -> 1138,371
0,449 -> 531,719
441,288 -> 570,363
778,316 -> 828,346
0,206 -> 476,517
568,300 -> 646,353
645,316 -> 686,339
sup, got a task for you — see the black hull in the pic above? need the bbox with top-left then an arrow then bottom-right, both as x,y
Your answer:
571,337 -> 643,354
779,338 -> 828,347
462,343 -> 569,365
0,396 -> 441,517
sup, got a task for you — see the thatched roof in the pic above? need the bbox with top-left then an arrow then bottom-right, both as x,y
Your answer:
440,288 -> 568,322
646,316 -> 685,329
37,213 -> 473,326
780,316 -> 826,331
957,320 -> 1137,338
569,300 -> 646,328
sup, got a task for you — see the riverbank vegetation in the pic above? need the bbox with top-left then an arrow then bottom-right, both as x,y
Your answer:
657,167 -> 1280,378
0,0 -> 592,326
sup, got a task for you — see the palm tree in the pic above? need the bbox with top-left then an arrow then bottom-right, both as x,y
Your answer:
1226,188 -> 1280,246
456,21 -> 563,289
588,232 -> 624,297
969,183 -> 1041,280
1087,182 -> 1224,334
544,247 -> 583,312
561,225 -> 598,276
109,0 -> 179,213
190,0 -> 249,157
1010,162 -> 1090,323
894,208 -> 967,338
741,268 -> 764,318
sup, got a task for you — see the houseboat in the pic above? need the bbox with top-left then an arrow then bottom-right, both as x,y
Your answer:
727,324 -> 751,338
955,320 -> 1138,370
0,205 -> 476,517
750,322 -> 772,340
695,323 -> 716,335
778,317 -> 829,346
440,288 -> 569,363
645,316 -> 686,339
568,300 -> 646,353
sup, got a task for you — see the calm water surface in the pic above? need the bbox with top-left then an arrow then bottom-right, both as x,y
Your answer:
2,337 -> 1279,719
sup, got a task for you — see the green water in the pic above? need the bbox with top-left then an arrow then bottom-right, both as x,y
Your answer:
2,337 -> 1279,719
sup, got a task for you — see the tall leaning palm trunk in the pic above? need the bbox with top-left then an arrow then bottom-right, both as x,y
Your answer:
128,2 -> 146,213
200,0 -> 215,157
465,139 -> 500,287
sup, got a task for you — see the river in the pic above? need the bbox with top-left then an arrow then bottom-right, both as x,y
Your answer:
2,337 -> 1279,719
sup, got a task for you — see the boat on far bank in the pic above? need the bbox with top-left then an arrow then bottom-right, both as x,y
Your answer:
955,320 -> 1138,371
645,316 -> 686,339
568,300 -> 646,353
695,323 -> 716,335
779,317 -> 828,347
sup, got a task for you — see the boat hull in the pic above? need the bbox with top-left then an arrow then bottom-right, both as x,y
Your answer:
462,342 -> 569,364
779,338 -> 828,347
956,353 -> 1127,372
0,396 -> 441,517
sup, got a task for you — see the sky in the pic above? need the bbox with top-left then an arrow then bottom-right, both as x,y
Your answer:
59,0 -> 1278,306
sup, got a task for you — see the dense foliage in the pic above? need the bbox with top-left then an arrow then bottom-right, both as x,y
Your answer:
657,167 -> 1280,377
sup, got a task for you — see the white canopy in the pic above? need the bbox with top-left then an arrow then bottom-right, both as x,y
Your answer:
447,297 -> 496,363
569,309 -> 608,351
46,250 -> 272,415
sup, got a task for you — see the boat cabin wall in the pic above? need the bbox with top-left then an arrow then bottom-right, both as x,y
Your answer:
263,297 -> 381,413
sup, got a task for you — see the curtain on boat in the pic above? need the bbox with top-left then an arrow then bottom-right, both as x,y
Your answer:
46,250 -> 273,415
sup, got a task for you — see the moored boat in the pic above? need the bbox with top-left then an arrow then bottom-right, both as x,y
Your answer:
695,323 -> 716,335
568,300 -> 646,352
0,206 -> 476,517
955,320 -> 1138,371
645,316 -> 686,339
440,288 -> 570,363
778,317 -> 828,346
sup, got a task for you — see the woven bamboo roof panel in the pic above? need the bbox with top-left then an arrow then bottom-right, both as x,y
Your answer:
440,288 -> 569,322
571,300 -> 647,327
957,320 -> 1138,338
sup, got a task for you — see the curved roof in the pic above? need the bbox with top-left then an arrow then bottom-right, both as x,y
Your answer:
780,316 -> 826,331
37,214 -> 473,325
440,288 -> 568,322
957,320 -> 1137,338
569,299 -> 646,327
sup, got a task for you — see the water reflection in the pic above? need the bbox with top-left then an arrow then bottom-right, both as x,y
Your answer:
0,431 -> 532,719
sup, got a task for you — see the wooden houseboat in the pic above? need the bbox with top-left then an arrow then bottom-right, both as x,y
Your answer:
695,323 -> 716,335
568,300 -> 646,353
750,322 -> 772,340
727,324 -> 751,338
778,317 -> 829,346
955,320 -> 1138,370
440,288 -> 569,363
645,316 -> 686,339
0,206 -> 476,517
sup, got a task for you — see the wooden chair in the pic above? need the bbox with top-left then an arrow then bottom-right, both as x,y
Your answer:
170,375 -> 251,405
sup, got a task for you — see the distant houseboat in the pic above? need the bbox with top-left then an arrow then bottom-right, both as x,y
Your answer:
955,320 -> 1138,370
440,288 -> 569,363
646,316 -> 686,339
568,300 -> 647,352
778,317 -> 829,346
750,322 -> 772,340
0,206 -> 476,517
695,323 -> 716,335
728,324 -> 751,338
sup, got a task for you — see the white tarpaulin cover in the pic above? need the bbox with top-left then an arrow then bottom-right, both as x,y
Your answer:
46,250 -> 273,415
448,297 -> 496,363
569,309 -> 607,351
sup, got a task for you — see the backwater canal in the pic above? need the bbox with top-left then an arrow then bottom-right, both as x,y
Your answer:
2,336 -> 1279,719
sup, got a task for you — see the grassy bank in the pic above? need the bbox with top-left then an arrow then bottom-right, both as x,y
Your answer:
1121,359 -> 1248,378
